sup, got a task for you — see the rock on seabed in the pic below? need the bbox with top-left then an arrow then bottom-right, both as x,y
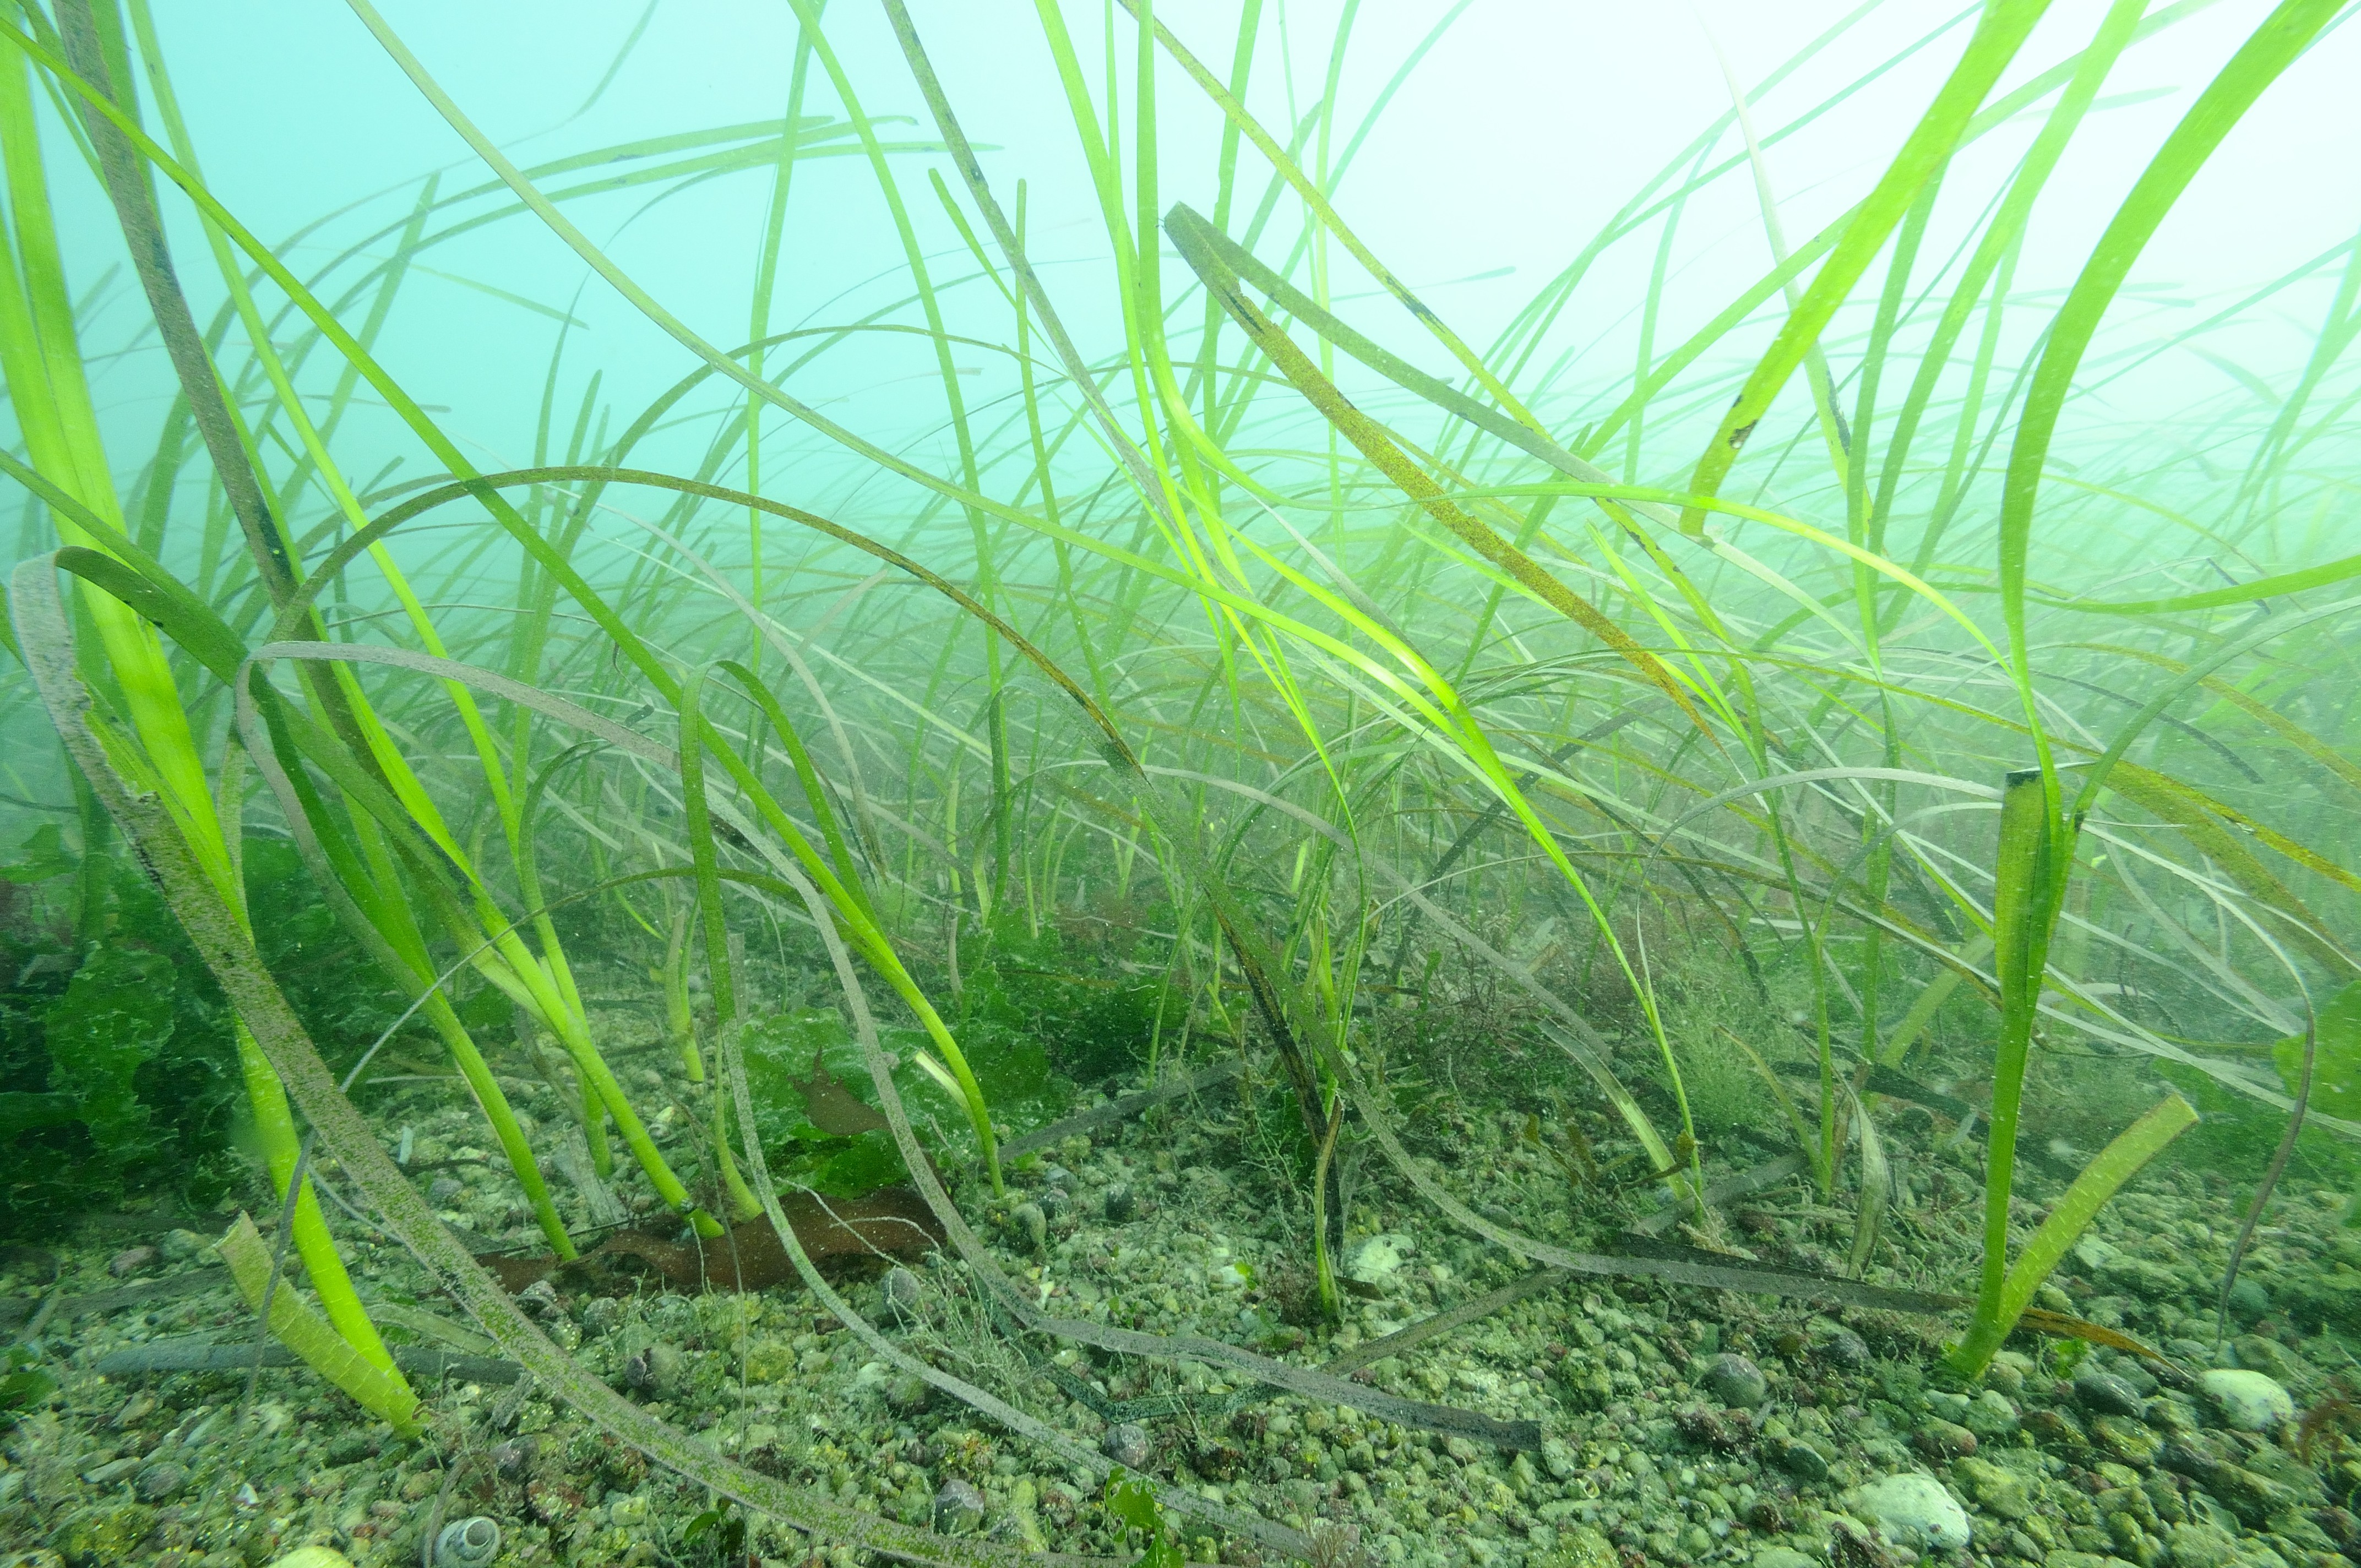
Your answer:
2198,1368 -> 2294,1431
1851,1471 -> 1973,1552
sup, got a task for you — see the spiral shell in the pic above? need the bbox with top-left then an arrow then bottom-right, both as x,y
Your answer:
434,1516 -> 501,1567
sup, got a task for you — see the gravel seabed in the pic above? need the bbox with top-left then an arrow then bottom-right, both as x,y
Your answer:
5,1069 -> 2360,1568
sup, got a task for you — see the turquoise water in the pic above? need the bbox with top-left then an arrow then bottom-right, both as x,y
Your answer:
1,4 -> 2358,1566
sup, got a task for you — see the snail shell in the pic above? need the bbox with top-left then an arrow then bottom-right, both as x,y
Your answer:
434,1516 -> 502,1567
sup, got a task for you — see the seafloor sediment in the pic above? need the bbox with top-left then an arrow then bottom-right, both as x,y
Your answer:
4,1071 -> 2356,1568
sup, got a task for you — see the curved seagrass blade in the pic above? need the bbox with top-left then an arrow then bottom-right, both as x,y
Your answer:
1163,206 -> 1713,743
1159,204 -> 1673,529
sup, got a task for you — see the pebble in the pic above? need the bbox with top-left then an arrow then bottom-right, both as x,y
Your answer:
2197,1368 -> 2293,1431
1767,1435 -> 1830,1483
1963,1389 -> 2021,1438
1102,1182 -> 1136,1223
1700,1352 -> 1767,1409
158,1228 -> 210,1262
1102,1422 -> 1152,1469
2046,1553 -> 2138,1568
427,1175 -> 465,1206
106,1245 -> 155,1278
1914,1419 -> 1977,1460
933,1477 -> 987,1533
2090,1414 -> 2161,1467
1952,1456 -> 2031,1520
627,1341 -> 683,1395
1819,1329 -> 1872,1370
2023,1408 -> 2085,1448
2072,1368 -> 2145,1419
265,1553 -> 356,1568
882,1265 -> 924,1312
2166,1520 -> 2242,1568
886,1373 -> 933,1414
578,1296 -> 621,1337
1011,1201 -> 1047,1253
1346,1234 -> 1411,1286
1851,1471 -> 1973,1552
2224,1277 -> 2270,1324
131,1461 -> 188,1501
2229,1335 -> 2293,1380
1753,1549 -> 1818,1568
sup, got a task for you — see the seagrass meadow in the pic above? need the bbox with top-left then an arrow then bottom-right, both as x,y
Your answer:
0,2 -> 2359,1566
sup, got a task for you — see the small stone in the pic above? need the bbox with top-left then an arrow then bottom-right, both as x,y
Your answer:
2204,1463 -> 2297,1528
1768,1435 -> 1830,1483
883,1266 -> 924,1312
1010,1201 -> 1047,1253
886,1373 -> 933,1415
639,1341 -> 685,1394
428,1175 -> 465,1206
2043,1553 -> 2136,1568
1953,1456 -> 2031,1520
2073,1368 -> 2145,1419
324,1430 -> 375,1467
1851,1471 -> 1973,1552
2166,1521 -> 2240,1568
2228,1335 -> 2293,1381
1680,1524 -> 1715,1559
1754,1548 -> 1819,1568
1675,1403 -> 1749,1450
2224,1278 -> 2270,1324
2023,1408 -> 2086,1449
1963,1389 -> 2021,1439
1541,1438 -> 1580,1481
1102,1183 -> 1136,1223
1915,1419 -> 1978,1460
2090,1415 -> 2160,1467
1819,1329 -> 1872,1370
515,1278 -> 562,1319
1102,1422 -> 1152,1471
2197,1368 -> 2293,1432
158,1228 -> 209,1262
490,1438 -> 536,1480
1346,1234 -> 1412,1287
1558,1526 -> 1619,1568
1700,1352 -> 1769,1409
131,1461 -> 187,1501
933,1478 -> 987,1533
106,1246 -> 155,1278
577,1296 -> 621,1337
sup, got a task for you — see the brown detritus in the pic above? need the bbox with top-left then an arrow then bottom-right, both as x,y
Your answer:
2300,1376 -> 2361,1465
793,1058 -> 892,1137
475,1186 -> 943,1294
